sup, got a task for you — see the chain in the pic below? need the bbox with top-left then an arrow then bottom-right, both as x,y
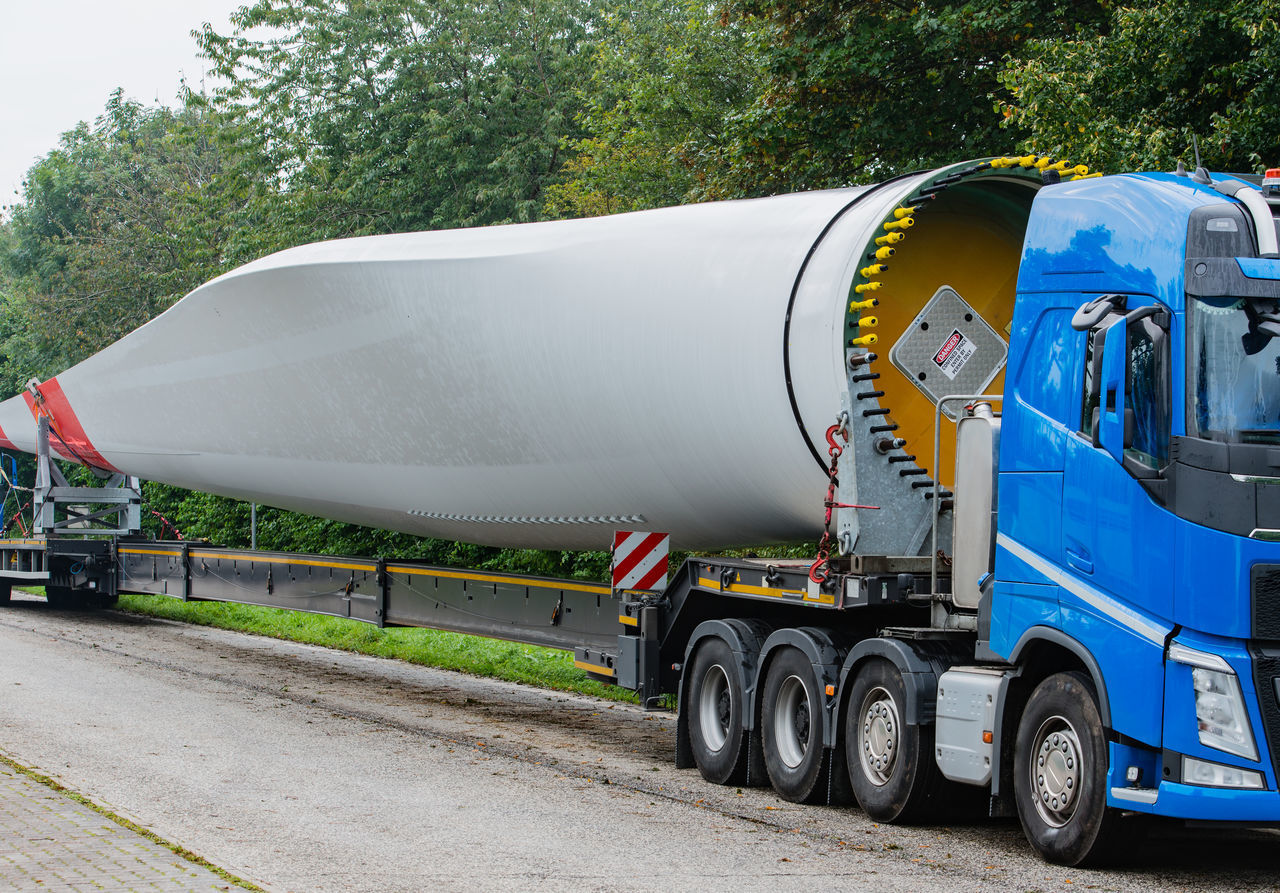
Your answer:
808,412 -> 883,585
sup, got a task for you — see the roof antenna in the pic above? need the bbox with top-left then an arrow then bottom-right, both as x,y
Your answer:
1191,134 -> 1211,184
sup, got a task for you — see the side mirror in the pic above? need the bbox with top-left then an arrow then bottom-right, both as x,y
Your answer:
1097,315 -> 1128,462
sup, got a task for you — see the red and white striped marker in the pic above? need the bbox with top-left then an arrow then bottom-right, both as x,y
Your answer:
611,531 -> 670,591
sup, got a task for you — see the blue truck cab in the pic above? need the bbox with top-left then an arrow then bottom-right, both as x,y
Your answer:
993,169 -> 1280,859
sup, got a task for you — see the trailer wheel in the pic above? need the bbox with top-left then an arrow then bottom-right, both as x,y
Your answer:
44,587 -> 82,609
761,647 -> 825,802
1013,671 -> 1122,866
687,637 -> 748,785
0,581 -> 10,605
845,657 -> 939,822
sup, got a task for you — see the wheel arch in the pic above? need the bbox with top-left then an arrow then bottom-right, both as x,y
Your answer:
838,637 -> 946,729
1006,626 -> 1111,727
675,618 -> 771,770
757,627 -> 847,748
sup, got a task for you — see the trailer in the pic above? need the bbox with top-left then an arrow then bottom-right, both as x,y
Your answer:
2,155 -> 1280,866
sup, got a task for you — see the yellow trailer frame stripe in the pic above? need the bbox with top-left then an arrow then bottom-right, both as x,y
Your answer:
188,551 -> 378,573
389,564 -> 611,596
696,576 -> 834,606
574,659 -> 616,677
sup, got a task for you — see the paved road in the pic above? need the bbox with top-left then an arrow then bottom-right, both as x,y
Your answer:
1,596 -> 1278,892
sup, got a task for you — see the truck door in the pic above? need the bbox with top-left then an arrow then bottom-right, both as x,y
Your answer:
1061,295 -> 1174,624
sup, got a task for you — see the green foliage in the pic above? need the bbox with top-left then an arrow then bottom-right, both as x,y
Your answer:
138,481 -> 611,580
544,0 -> 762,216
0,93 -> 245,389
999,0 -> 1280,172
197,0 -> 597,249
707,0 -> 1107,193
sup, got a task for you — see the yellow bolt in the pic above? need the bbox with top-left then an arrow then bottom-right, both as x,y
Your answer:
860,263 -> 888,277
858,316 -> 879,328
850,333 -> 878,347
855,281 -> 883,294
875,231 -> 905,246
849,297 -> 878,311
873,246 -> 896,260
883,217 -> 914,232
892,206 -> 917,219
1017,154 -> 1038,167
1071,164 -> 1090,177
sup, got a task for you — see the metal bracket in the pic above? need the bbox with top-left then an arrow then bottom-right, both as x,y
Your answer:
32,417 -> 142,538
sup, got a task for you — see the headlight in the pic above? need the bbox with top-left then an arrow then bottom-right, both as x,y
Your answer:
1169,642 -> 1259,762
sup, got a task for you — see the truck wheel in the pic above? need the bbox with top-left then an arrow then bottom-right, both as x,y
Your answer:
761,647 -> 826,802
1013,671 -> 1121,866
45,587 -> 80,609
687,637 -> 748,785
0,581 -> 10,605
845,657 -> 939,822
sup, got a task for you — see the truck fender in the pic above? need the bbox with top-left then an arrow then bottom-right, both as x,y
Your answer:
675,619 -> 771,773
1005,625 -> 1112,727
757,627 -> 847,749
839,638 -> 945,728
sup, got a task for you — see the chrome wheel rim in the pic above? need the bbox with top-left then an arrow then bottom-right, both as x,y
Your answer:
698,664 -> 732,753
858,686 -> 900,785
1030,715 -> 1083,828
774,675 -> 811,769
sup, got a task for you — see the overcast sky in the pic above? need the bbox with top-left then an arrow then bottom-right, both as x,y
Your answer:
1,0 -> 247,209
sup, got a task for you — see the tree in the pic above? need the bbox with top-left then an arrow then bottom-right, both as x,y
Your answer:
197,0 -> 597,244
544,0 -> 762,216
0,92 -> 244,386
699,0 -> 1109,193
999,0 -> 1280,172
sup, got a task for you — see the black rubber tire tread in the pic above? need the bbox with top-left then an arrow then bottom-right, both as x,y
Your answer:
45,587 -> 90,610
0,581 -> 10,605
1013,671 -> 1128,867
687,637 -> 749,785
845,657 -> 943,823
44,587 -> 76,609
760,647 -> 826,803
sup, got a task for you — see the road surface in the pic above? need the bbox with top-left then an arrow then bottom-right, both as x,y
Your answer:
0,595 -> 1277,892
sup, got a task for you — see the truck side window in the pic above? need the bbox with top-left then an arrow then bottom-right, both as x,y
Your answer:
1079,330 -> 1098,437
1126,321 -> 1170,469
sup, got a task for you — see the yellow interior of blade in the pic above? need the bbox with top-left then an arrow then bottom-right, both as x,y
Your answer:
853,175 -> 1038,487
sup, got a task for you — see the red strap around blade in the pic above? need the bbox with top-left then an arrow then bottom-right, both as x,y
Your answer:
22,378 -> 118,472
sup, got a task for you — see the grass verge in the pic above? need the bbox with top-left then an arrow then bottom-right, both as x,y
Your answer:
113,592 -> 637,703
0,751 -> 264,891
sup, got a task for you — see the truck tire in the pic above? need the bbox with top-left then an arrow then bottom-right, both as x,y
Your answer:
687,637 -> 749,785
1013,671 -> 1123,866
0,581 -> 10,605
761,647 -> 825,802
845,657 -> 940,822
45,587 -> 80,609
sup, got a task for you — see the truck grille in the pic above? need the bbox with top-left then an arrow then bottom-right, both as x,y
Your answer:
1251,651 -> 1280,783
1252,565 -> 1280,639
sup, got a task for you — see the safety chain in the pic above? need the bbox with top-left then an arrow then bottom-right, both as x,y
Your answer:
809,413 -> 878,585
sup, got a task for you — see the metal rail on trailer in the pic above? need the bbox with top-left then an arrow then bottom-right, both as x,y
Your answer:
0,414 -> 956,710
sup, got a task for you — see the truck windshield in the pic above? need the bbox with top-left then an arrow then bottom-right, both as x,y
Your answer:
1188,295 -> 1280,444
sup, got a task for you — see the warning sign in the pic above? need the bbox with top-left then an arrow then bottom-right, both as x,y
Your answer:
933,329 -> 976,381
